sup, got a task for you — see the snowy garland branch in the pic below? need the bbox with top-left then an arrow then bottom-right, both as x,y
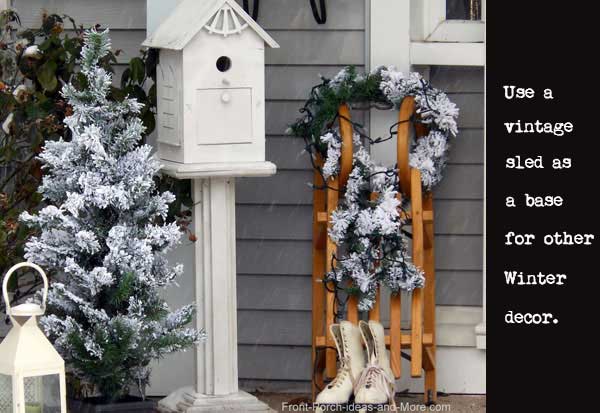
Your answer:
289,66 -> 459,191
288,66 -> 459,311
324,130 -> 425,311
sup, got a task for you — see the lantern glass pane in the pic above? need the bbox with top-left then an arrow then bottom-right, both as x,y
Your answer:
24,375 -> 61,413
0,374 -> 12,413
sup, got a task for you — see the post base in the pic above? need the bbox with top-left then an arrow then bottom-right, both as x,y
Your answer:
157,387 -> 274,412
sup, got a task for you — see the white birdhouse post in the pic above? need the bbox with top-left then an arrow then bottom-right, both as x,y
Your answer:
0,263 -> 67,413
143,1 -> 278,412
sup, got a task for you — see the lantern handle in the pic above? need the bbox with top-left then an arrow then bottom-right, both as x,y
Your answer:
2,262 -> 48,316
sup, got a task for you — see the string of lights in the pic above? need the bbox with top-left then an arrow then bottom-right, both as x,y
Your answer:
289,65 -> 459,311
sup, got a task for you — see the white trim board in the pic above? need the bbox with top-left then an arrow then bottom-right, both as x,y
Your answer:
413,0 -> 486,42
410,42 -> 485,66
409,0 -> 485,66
480,13 -> 487,351
368,0 -> 410,167
427,20 -> 485,42
395,346 -> 486,394
396,305 -> 483,348
436,305 -> 482,348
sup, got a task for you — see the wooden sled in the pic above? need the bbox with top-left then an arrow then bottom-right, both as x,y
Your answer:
311,98 -> 437,404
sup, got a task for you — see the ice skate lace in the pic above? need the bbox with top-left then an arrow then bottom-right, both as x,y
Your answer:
328,356 -> 355,389
354,358 -> 397,411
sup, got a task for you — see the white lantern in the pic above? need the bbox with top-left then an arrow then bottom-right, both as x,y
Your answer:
0,263 -> 66,413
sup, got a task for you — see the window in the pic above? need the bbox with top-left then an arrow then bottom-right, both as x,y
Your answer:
412,0 -> 485,42
446,0 -> 482,20
409,0 -> 485,66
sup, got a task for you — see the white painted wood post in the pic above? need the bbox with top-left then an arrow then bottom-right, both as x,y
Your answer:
477,25 -> 487,350
158,176 -> 274,411
158,170 -> 275,412
193,177 -> 239,396
368,0 -> 411,167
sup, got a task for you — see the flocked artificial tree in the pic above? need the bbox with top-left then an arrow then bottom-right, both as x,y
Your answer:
20,29 -> 204,402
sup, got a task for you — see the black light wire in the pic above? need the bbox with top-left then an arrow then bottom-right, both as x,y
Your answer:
242,0 -> 260,21
309,0 -> 327,24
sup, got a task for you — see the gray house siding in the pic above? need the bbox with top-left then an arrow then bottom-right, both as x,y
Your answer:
235,0 -> 366,390
237,64 -> 483,390
11,0 -> 483,394
13,0 -> 147,84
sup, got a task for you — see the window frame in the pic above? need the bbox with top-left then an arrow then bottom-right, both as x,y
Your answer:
410,0 -> 485,66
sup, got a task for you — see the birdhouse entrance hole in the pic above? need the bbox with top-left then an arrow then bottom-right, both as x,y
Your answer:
216,56 -> 232,72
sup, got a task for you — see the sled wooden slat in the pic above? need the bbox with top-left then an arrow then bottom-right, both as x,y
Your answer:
423,347 -> 436,371
325,172 -> 338,379
410,168 -> 424,378
341,108 -> 359,325
317,212 -> 328,223
338,104 -> 354,189
397,97 -> 415,194
347,296 -> 359,324
312,99 -> 437,403
316,333 -> 433,348
390,294 -> 402,378
398,210 -> 434,222
423,192 -> 437,402
312,157 -> 327,398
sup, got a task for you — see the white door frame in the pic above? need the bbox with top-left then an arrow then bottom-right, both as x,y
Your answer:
367,0 -> 486,393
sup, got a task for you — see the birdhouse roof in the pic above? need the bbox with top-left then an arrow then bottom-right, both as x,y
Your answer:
142,0 -> 279,50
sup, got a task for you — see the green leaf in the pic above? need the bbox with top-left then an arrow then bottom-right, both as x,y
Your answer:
120,67 -> 130,89
110,86 -> 126,102
148,83 -> 157,107
110,272 -> 136,306
145,48 -> 159,81
129,57 -> 145,84
38,38 -> 53,52
73,72 -> 88,91
142,109 -> 155,135
25,103 -> 46,119
41,14 -> 63,35
131,85 -> 146,102
36,60 -> 58,91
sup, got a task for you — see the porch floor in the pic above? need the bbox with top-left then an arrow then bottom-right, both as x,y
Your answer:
255,392 -> 486,412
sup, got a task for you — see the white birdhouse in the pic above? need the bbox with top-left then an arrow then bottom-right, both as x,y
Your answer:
0,263 -> 66,413
142,0 -> 279,167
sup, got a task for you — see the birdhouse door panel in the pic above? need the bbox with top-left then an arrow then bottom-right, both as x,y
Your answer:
194,87 -> 253,145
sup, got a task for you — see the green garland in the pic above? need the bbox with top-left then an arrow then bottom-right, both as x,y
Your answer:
289,66 -> 388,155
287,66 -> 459,312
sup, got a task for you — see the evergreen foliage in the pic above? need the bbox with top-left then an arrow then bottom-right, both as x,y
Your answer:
20,29 -> 204,401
